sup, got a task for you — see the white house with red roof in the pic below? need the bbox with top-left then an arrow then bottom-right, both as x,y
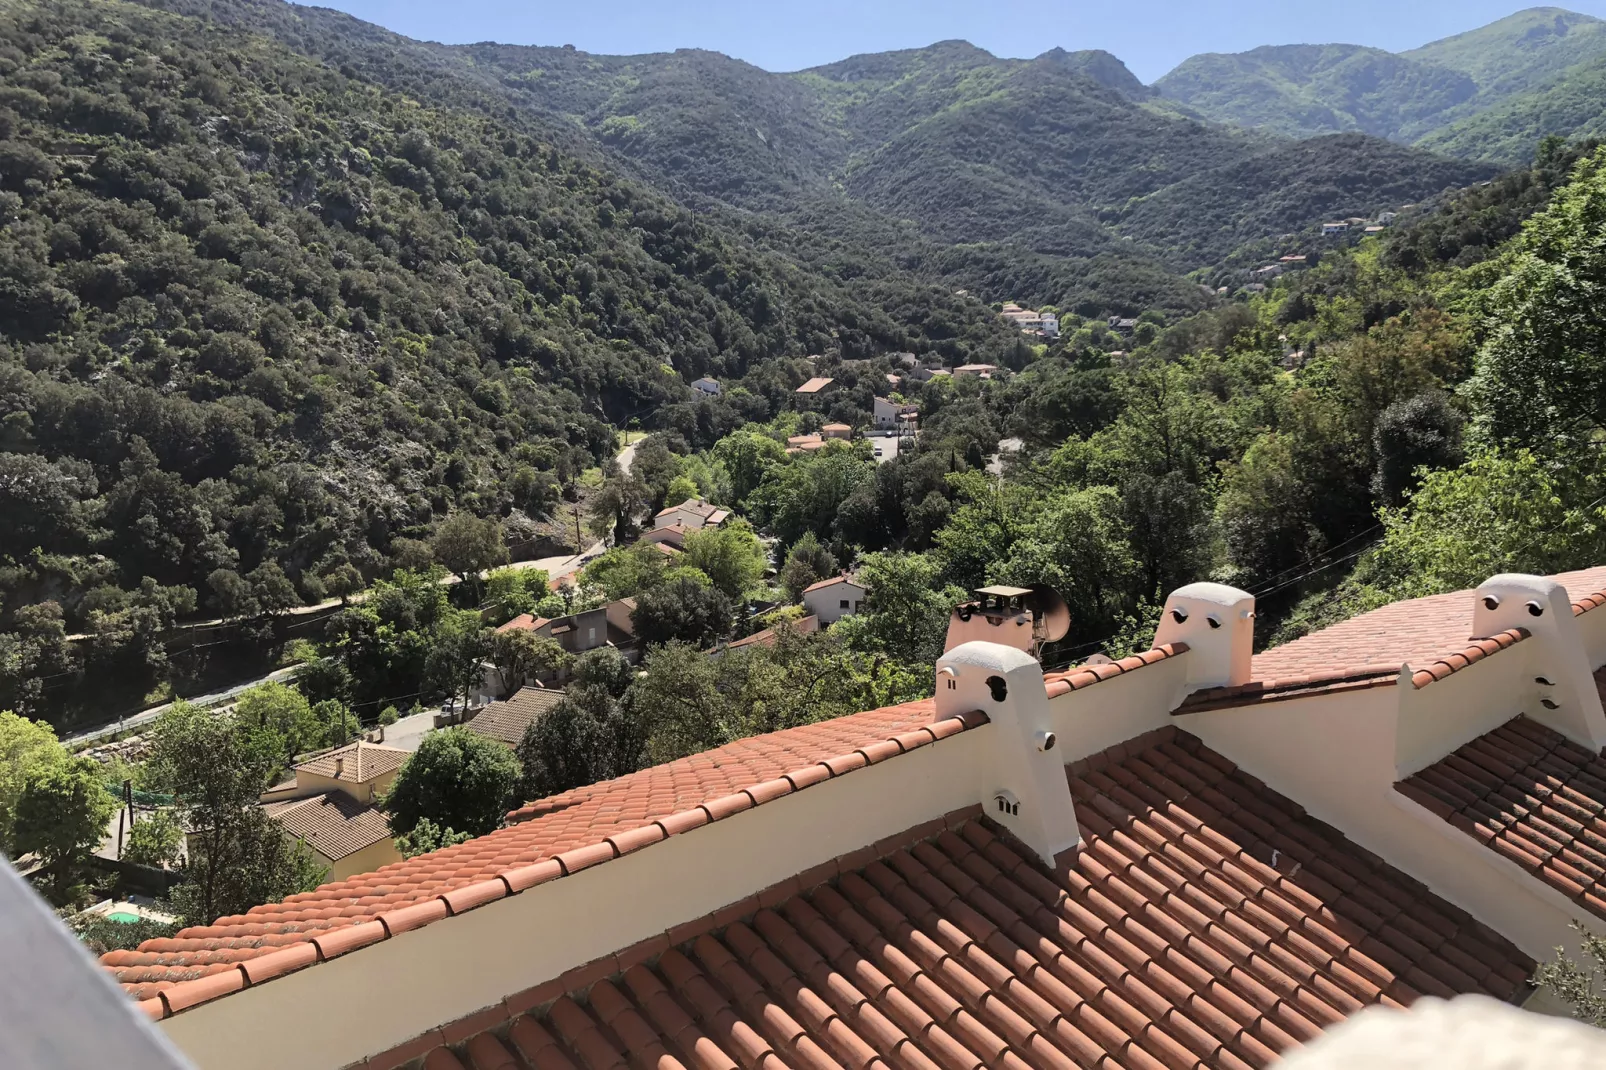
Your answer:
87,566 -> 1606,1070
800,573 -> 867,625
651,498 -> 730,534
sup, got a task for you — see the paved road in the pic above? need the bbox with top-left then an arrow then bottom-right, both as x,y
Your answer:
65,665 -> 302,747
528,436 -> 643,580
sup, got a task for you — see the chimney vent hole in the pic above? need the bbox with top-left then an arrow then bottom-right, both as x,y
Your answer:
986,675 -> 1008,703
1482,595 -> 1501,611
1170,607 -> 1189,624
1206,614 -> 1221,630
1527,601 -> 1544,617
1542,699 -> 1561,710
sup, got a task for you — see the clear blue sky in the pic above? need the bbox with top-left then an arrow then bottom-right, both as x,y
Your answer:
302,1 -> 1606,82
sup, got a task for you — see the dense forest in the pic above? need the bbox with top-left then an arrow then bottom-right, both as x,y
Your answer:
0,0 -> 1022,724
9,0 -> 1606,730
1158,8 -> 1606,154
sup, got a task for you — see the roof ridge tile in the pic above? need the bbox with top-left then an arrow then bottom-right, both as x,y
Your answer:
122,704 -> 989,1021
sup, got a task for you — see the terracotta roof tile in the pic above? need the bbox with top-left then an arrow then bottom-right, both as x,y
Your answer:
107,697 -> 978,1008
263,792 -> 393,862
293,740 -> 409,784
1397,706 -> 1606,922
1044,643 -> 1188,698
1252,566 -> 1606,688
436,729 -> 1530,1070
464,688 -> 564,747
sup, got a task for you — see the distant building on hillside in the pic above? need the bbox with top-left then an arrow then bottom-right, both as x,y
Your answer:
691,377 -> 720,396
464,687 -> 564,749
873,396 -> 899,430
1322,222 -> 1350,236
652,498 -> 730,532
801,574 -> 868,625
953,364 -> 999,379
820,423 -> 853,440
1039,312 -> 1059,338
794,377 -> 835,396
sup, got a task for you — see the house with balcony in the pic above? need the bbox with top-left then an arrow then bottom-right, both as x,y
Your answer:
92,565 -> 1606,1070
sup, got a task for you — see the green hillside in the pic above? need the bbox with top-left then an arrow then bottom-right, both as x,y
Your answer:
1403,6 -> 1606,97
1154,44 -> 1476,141
1154,8 -> 1606,150
0,0 -> 1029,721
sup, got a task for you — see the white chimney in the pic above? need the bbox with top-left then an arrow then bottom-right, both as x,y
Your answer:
1153,582 -> 1255,691
934,641 -> 1079,866
1473,574 -> 1606,749
334,755 -> 345,779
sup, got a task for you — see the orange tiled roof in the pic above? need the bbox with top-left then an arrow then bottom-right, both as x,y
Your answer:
398,726 -> 1532,1070
1044,643 -> 1187,697
263,792 -> 392,862
293,741 -> 408,784
104,698 -> 979,1008
795,377 -> 835,394
1397,709 -> 1606,921
1179,566 -> 1606,708
800,573 -> 861,595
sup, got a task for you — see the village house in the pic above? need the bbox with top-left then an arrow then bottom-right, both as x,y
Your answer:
257,741 -> 410,882
794,376 -> 835,398
873,395 -> 899,430
908,364 -> 951,383
463,687 -> 564,749
96,566 -> 1606,1069
800,572 -> 867,624
820,423 -> 853,440
1038,311 -> 1059,338
711,614 -> 820,657
690,376 -> 720,396
1323,221 -> 1350,236
494,606 -> 610,660
785,433 -> 825,454
952,363 -> 999,379
1107,315 -> 1139,332
640,524 -> 691,552
651,498 -> 730,533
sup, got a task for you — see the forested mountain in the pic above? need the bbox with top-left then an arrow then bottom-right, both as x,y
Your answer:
1156,8 -> 1606,153
0,0 -> 1547,726
0,0 -> 1024,722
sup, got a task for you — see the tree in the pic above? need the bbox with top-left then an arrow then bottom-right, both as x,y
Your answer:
681,521 -> 768,601
586,471 -> 651,544
425,610 -> 493,711
383,727 -> 520,839
1372,391 -> 1465,506
146,702 -> 326,926
234,681 -> 319,769
994,486 -> 1140,637
1466,147 -> 1606,449
833,551 -> 966,664
579,543 -> 667,600
207,567 -> 258,621
1535,921 -> 1606,1028
631,574 -> 733,649
122,809 -> 185,869
394,817 -> 473,859
321,563 -> 364,604
0,710 -> 67,856
515,685 -> 646,801
780,532 -> 837,601
485,567 -> 549,624
14,758 -> 115,900
488,629 -> 570,692
711,430 -> 788,507
430,513 -> 507,601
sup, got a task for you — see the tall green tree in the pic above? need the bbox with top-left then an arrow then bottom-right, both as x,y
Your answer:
145,703 -> 326,926
681,521 -> 768,601
13,757 -> 115,902
383,728 -> 520,839
0,710 -> 67,856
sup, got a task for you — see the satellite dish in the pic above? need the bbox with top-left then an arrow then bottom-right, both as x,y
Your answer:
1029,585 -> 1071,646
